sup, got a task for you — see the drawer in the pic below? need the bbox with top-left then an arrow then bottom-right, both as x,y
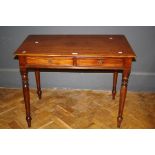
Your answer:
26,57 -> 73,67
77,58 -> 124,68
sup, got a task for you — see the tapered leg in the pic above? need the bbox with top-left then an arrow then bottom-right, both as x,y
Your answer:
112,71 -> 118,100
117,70 -> 130,128
35,70 -> 42,99
20,68 -> 31,127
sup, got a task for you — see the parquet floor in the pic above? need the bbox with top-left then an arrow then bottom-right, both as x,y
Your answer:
0,88 -> 155,129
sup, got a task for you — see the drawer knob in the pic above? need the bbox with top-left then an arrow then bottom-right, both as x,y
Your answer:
98,59 -> 104,64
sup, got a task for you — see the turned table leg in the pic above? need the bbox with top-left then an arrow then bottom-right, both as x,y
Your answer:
117,69 -> 130,128
20,68 -> 31,127
35,70 -> 42,99
112,71 -> 118,100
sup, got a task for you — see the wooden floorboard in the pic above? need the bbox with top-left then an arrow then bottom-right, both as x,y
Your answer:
0,88 -> 155,129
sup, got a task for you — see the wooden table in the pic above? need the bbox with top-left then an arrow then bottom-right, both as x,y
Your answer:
15,35 -> 136,128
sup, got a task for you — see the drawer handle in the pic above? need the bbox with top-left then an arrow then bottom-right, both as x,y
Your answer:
98,59 -> 104,64
48,59 -> 52,63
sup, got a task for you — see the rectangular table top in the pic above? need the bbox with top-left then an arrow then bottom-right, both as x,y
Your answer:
15,35 -> 136,58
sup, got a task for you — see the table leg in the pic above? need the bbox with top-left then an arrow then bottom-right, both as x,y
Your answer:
117,69 -> 130,128
20,68 -> 31,127
35,70 -> 42,99
112,71 -> 118,100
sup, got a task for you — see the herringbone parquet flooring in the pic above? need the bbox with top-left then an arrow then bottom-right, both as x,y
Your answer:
0,88 -> 155,129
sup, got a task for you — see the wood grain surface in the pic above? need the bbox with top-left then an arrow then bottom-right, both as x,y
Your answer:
14,35 -> 136,127
15,35 -> 136,58
0,88 -> 154,129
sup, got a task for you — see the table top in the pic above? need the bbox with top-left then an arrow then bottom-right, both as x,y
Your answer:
15,35 -> 136,58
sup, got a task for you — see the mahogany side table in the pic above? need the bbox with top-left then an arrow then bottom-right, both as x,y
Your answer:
14,35 -> 136,128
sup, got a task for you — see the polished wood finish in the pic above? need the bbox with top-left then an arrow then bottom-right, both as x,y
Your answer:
77,58 -> 123,68
20,68 -> 31,127
112,71 -> 118,100
27,57 -> 73,67
15,35 -> 135,58
35,70 -> 42,99
117,58 -> 132,127
15,35 -> 136,128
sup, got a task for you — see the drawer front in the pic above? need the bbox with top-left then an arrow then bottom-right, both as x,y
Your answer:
26,57 -> 73,67
77,58 -> 124,68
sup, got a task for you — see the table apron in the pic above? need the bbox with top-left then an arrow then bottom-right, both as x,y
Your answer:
25,56 -> 126,70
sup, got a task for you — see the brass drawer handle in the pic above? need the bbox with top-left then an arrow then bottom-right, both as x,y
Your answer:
98,59 -> 104,64
48,59 -> 52,63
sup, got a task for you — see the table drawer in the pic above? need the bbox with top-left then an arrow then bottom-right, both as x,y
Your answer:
26,57 -> 73,67
77,58 -> 124,68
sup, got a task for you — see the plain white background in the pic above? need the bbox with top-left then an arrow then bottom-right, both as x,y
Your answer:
0,0 -> 155,155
